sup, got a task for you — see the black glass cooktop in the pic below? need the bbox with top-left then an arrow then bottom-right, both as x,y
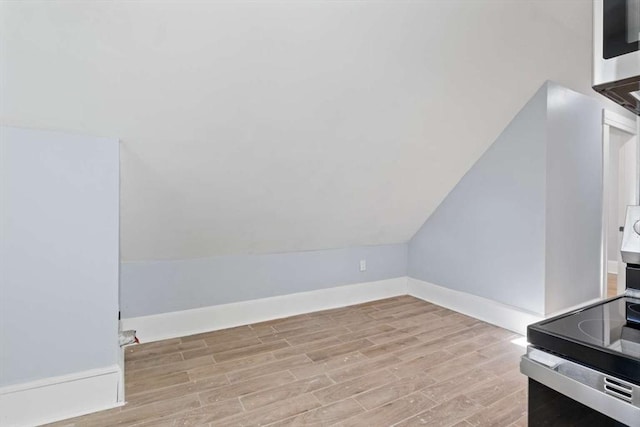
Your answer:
528,296 -> 640,385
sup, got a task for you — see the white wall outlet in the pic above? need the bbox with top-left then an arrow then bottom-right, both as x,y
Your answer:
359,259 -> 366,272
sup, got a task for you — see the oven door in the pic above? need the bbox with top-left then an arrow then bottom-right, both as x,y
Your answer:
529,379 -> 626,426
520,349 -> 640,426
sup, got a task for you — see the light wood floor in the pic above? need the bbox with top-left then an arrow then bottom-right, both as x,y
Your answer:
49,296 -> 527,427
608,273 -> 619,298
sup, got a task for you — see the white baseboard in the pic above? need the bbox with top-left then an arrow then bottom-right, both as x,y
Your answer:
122,277 -> 409,343
122,275 -> 600,344
407,278 -> 543,336
0,365 -> 123,427
607,260 -> 618,275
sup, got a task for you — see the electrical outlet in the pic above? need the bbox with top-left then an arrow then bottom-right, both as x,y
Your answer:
359,259 -> 366,272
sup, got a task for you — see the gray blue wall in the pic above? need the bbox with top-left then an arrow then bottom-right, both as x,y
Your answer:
408,81 -> 604,316
1,127 -> 119,386
121,243 -> 408,317
408,84 -> 548,315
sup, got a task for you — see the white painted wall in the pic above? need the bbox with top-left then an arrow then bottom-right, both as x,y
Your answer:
618,134 -> 639,212
544,84 -> 603,314
0,0 -> 625,262
0,127 -> 119,387
606,129 -> 638,268
607,135 -> 621,265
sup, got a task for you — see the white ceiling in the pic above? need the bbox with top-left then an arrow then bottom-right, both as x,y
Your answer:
1,1 -> 603,261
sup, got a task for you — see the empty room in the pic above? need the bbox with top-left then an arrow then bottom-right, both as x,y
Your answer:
1,0 -> 639,426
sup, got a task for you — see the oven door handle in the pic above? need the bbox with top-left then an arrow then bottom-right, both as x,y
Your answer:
521,351 -> 640,427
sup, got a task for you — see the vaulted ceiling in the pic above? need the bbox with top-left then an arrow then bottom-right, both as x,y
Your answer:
1,1 -> 598,261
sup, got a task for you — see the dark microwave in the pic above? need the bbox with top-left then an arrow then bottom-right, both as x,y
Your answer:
603,0 -> 640,59
593,0 -> 640,115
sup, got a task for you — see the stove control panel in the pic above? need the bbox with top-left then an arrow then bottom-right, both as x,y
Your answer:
622,206 -> 640,265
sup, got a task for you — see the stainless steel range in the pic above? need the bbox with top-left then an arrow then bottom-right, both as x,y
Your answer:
521,207 -> 640,426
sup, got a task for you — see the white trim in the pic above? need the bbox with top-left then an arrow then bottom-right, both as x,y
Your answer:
607,260 -> 619,275
600,109 -> 640,298
122,277 -> 408,343
603,110 -> 637,136
406,278 -> 543,336
602,121 -> 611,299
601,109 -> 639,298
0,365 -> 122,427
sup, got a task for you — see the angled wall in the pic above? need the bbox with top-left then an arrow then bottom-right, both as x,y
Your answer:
408,82 -> 603,316
408,84 -> 548,315
1,0 -> 608,263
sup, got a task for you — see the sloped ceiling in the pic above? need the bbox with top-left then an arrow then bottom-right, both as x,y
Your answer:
1,1 -> 596,261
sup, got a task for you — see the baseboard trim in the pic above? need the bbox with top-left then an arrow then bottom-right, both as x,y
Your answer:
122,275 -> 600,344
607,260 -> 618,275
407,278 -> 543,336
0,365 -> 123,427
122,277 -> 409,343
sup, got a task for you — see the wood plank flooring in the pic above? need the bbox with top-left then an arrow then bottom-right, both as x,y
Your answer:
48,296 -> 528,427
607,273 -> 619,298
